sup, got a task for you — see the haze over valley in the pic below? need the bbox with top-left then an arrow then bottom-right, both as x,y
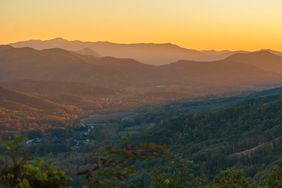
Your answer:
1,40 -> 282,132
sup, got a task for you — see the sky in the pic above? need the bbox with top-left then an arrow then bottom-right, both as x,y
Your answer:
1,0 -> 282,50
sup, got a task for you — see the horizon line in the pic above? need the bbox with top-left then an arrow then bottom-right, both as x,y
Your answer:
2,37 -> 281,52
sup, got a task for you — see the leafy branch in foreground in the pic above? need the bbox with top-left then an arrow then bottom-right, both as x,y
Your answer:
77,143 -> 168,188
0,135 -> 72,188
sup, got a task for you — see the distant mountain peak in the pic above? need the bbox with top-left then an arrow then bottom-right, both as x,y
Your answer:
48,37 -> 68,42
256,49 -> 274,54
225,49 -> 278,61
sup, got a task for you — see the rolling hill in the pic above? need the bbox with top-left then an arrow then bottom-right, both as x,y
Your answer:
0,86 -> 81,133
0,86 -> 77,113
224,50 -> 282,74
1,80 -> 120,110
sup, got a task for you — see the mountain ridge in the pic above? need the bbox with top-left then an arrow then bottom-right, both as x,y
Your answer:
1,45 -> 282,92
10,38 -> 246,65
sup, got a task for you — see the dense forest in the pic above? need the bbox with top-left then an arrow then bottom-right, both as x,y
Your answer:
1,87 -> 282,187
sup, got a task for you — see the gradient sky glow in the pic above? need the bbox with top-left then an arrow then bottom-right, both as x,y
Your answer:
1,0 -> 282,50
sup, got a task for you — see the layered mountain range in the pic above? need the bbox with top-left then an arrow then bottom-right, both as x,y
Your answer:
1,45 -> 282,88
11,38 -> 247,65
2,39 -> 282,131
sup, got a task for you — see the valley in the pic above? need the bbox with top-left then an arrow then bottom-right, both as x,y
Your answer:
5,86 -> 282,187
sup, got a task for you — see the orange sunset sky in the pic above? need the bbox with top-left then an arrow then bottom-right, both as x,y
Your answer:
1,0 -> 282,51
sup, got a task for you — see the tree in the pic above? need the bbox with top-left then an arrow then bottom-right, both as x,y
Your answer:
78,143 -> 167,188
259,164 -> 282,188
211,168 -> 254,188
0,135 -> 72,188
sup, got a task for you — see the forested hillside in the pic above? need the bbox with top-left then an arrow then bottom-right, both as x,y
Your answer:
133,87 -> 282,179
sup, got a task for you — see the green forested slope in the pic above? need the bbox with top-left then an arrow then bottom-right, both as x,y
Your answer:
135,88 -> 282,178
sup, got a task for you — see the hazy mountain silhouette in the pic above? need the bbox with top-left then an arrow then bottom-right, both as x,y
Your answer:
0,45 -> 158,88
10,38 -> 245,65
0,45 -> 282,93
